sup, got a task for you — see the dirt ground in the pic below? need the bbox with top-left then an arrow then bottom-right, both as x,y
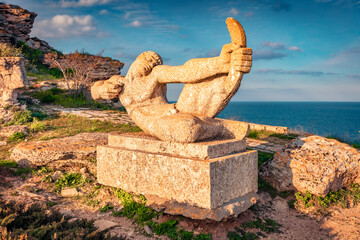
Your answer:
1,167 -> 359,240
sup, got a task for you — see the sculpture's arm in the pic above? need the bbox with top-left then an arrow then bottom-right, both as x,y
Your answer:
153,44 -> 252,84
91,75 -> 124,100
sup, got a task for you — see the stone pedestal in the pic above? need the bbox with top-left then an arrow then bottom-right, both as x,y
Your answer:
97,132 -> 258,221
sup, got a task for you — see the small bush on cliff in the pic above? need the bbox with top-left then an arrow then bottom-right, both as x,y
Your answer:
44,50 -> 104,96
16,41 -> 63,79
0,43 -> 22,57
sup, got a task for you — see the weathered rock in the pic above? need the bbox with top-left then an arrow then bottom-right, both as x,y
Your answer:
0,107 -> 15,123
260,135 -> 360,196
94,220 -> 118,232
51,171 -> 63,181
89,56 -> 124,81
61,187 -> 80,197
10,132 -> 108,167
0,3 -> 36,44
0,125 -> 28,137
144,225 -> 153,235
0,57 -> 28,106
26,37 -> 53,53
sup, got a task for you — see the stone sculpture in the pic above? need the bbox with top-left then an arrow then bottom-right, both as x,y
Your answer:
92,17 -> 252,143
94,18 -> 258,220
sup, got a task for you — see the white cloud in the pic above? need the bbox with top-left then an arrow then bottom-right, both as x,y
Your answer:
99,9 -> 109,15
60,0 -> 112,7
261,41 -> 303,54
32,14 -> 97,38
115,3 -> 179,32
129,20 -> 142,27
229,8 -> 239,16
262,41 -> 285,49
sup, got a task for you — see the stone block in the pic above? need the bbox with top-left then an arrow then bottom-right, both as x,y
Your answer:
97,133 -> 258,220
108,132 -> 246,160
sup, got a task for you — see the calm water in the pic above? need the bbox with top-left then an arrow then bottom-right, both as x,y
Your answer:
217,102 -> 360,142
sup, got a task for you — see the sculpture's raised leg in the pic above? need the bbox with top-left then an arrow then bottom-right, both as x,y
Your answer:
176,18 -> 250,118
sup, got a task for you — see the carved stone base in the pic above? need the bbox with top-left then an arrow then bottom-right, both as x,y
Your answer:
97,133 -> 258,221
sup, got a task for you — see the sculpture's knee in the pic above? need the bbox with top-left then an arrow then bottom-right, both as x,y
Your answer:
166,117 -> 201,143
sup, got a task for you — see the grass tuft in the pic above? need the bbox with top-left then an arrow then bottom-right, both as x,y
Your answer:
7,132 -> 27,142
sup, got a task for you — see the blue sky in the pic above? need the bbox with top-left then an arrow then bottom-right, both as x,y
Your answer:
7,0 -> 360,101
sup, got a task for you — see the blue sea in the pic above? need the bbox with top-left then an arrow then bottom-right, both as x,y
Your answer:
217,102 -> 360,142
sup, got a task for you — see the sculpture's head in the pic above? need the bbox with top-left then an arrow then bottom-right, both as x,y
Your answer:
126,51 -> 163,80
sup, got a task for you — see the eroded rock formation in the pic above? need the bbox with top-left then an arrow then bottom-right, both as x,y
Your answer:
260,135 -> 360,195
0,3 -> 36,44
0,2 -> 124,79
0,57 -> 28,106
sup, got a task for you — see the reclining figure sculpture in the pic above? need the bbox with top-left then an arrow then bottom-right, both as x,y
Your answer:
91,18 -> 252,143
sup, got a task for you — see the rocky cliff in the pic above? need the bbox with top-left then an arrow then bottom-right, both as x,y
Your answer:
0,2 -> 124,79
0,3 -> 36,44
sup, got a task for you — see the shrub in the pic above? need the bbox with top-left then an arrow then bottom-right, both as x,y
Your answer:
30,118 -> 45,132
16,41 -> 63,79
5,110 -> 32,126
44,50 -> 104,95
32,88 -> 113,110
7,132 -> 26,142
0,159 -> 18,168
54,172 -> 89,193
0,43 -> 22,57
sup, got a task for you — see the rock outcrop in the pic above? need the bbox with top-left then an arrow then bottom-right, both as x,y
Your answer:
10,132 -> 108,167
89,56 -> 124,81
260,135 -> 360,195
0,3 -> 36,44
0,3 -> 124,79
0,57 -> 28,106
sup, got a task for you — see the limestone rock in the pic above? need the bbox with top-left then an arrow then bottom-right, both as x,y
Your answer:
0,57 -> 28,106
94,219 -> 118,232
260,135 -> 360,195
0,3 -> 36,44
51,171 -> 63,181
26,37 -> 53,53
61,187 -> 80,197
10,132 -> 108,167
0,125 -> 28,137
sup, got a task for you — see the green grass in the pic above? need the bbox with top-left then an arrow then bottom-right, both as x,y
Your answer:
54,172 -> 89,193
0,159 -> 18,168
4,110 -> 32,126
112,188 -> 211,239
257,151 -> 274,167
326,136 -> 360,150
30,114 -> 141,141
16,41 -> 63,79
31,88 -> 122,110
241,217 -> 280,233
247,130 -> 261,139
247,130 -> 298,141
29,118 -> 46,133
100,204 -> 114,213
295,184 -> 360,211
7,132 -> 27,142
